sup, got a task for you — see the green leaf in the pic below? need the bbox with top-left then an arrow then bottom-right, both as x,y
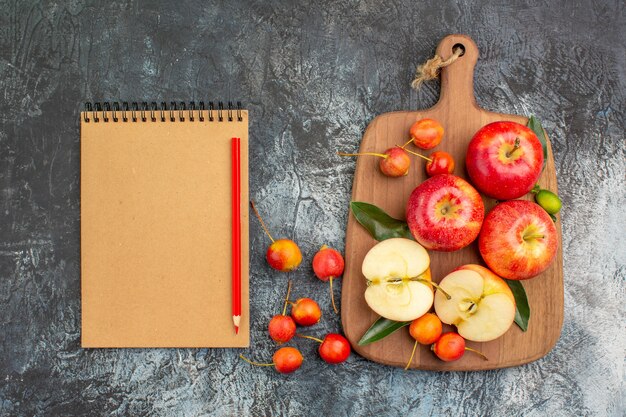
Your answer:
505,280 -> 530,331
350,202 -> 413,241
527,115 -> 548,172
358,317 -> 411,346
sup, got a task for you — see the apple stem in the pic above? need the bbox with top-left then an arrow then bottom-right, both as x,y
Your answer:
404,340 -> 418,371
282,280 -> 292,316
465,347 -> 489,361
297,334 -> 324,344
337,151 -> 388,159
398,145 -> 432,162
412,278 -> 451,300
506,138 -> 521,158
239,354 -> 274,367
330,277 -> 339,314
250,200 -> 275,243
523,233 -> 545,241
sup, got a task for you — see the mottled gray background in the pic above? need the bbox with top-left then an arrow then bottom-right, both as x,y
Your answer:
1,0 -> 624,416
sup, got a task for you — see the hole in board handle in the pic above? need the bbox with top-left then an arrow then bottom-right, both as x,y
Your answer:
453,43 -> 466,57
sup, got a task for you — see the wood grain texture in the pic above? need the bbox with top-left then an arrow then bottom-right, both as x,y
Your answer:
341,35 -> 564,371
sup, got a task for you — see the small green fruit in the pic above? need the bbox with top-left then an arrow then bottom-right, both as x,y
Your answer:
535,190 -> 562,214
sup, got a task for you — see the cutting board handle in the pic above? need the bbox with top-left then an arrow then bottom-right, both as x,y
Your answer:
434,34 -> 480,112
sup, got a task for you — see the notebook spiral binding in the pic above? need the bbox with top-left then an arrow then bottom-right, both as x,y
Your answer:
83,101 -> 243,123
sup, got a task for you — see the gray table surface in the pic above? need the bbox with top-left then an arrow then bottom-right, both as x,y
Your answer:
1,1 -> 624,416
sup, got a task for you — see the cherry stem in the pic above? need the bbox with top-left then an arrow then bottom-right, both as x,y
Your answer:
400,138 -> 413,149
250,200 -> 275,243
404,340 -> 418,371
398,145 -> 432,162
239,354 -> 274,367
523,233 -> 545,241
282,280 -> 292,316
465,347 -> 489,361
337,151 -> 388,159
506,137 -> 521,158
297,334 -> 324,344
330,277 -> 338,314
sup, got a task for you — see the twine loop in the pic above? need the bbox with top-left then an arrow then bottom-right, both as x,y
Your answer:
411,46 -> 464,90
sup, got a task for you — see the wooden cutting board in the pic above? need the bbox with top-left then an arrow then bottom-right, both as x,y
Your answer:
341,34 -> 564,371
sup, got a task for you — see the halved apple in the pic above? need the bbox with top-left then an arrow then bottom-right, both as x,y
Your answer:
362,238 -> 433,321
434,264 -> 516,342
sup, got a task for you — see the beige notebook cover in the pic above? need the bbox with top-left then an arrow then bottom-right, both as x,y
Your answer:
80,105 -> 249,347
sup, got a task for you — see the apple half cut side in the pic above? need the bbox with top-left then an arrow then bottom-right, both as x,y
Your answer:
434,265 -> 516,342
362,238 -> 434,322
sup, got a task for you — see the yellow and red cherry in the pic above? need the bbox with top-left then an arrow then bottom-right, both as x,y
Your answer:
267,239 -> 302,272
431,332 -> 488,362
405,313 -> 443,370
240,347 -> 303,374
337,147 -> 411,177
250,200 -> 302,272
408,118 -> 444,149
290,298 -> 322,326
299,333 -> 351,364
312,245 -> 345,313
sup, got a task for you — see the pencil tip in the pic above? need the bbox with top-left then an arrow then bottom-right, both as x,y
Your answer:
232,315 -> 241,334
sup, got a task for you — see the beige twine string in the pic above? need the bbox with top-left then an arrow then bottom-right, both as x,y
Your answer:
410,46 -> 464,90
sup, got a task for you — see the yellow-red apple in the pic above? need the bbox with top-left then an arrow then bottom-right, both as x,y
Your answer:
406,174 -> 484,251
466,121 -> 544,200
434,265 -> 516,342
479,200 -> 558,280
361,238 -> 433,321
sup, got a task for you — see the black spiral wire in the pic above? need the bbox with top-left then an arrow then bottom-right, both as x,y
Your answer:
83,101 -> 243,123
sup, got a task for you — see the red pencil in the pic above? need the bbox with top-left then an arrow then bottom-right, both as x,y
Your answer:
231,137 -> 242,334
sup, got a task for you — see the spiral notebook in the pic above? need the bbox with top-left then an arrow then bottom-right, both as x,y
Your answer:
80,101 -> 249,348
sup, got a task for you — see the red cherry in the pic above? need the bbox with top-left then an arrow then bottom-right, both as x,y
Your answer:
431,332 -> 488,362
268,280 -> 296,343
240,346 -> 303,374
318,333 -> 351,364
312,245 -> 345,313
432,332 -> 465,361
299,333 -> 351,364
273,347 -> 303,373
312,246 -> 344,281
268,315 -> 296,344
425,151 -> 455,176
290,298 -> 322,326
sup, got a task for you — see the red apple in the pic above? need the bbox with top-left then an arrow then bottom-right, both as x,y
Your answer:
406,174 -> 484,251
479,200 -> 558,280
466,121 -> 544,200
